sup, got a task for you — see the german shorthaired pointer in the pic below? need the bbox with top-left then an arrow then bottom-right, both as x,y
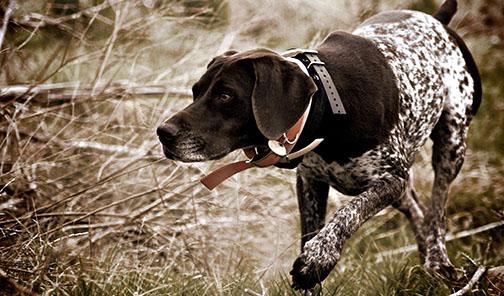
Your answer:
157,0 -> 481,290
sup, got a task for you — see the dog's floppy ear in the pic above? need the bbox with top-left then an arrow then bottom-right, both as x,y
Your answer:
239,49 -> 317,140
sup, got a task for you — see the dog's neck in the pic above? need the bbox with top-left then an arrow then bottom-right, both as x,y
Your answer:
274,50 -> 338,169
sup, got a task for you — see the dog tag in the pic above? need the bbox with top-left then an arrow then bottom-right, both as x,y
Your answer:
268,140 -> 287,156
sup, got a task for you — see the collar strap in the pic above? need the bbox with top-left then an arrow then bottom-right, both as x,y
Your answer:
283,49 -> 346,115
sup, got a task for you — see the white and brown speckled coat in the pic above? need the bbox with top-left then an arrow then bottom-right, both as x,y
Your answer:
290,7 -> 480,289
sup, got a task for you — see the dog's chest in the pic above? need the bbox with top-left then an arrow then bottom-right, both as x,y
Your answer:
301,149 -> 392,196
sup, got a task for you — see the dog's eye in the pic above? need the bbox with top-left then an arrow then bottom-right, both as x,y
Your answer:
219,93 -> 232,103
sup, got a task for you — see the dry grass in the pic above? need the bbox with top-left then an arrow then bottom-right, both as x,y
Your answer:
0,0 -> 503,295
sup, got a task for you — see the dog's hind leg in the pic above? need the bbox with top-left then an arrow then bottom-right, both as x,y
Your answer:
296,164 -> 330,250
393,169 -> 427,261
424,108 -> 472,277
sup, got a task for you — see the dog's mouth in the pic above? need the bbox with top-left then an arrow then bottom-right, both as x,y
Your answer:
160,144 -> 176,160
157,123 -> 234,162
157,125 -> 200,161
158,138 -> 230,162
159,139 -> 202,162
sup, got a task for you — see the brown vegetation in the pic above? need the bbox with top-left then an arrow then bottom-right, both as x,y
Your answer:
0,0 -> 503,295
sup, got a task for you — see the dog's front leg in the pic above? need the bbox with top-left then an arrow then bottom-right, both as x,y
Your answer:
296,165 -> 330,249
290,176 -> 406,290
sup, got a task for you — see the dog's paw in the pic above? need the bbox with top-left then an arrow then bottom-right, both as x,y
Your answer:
425,259 -> 457,280
289,240 -> 339,290
424,245 -> 457,280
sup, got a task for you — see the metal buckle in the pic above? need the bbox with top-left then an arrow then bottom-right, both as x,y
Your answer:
267,132 -> 300,157
268,140 -> 287,156
282,132 -> 299,145
307,60 -> 325,69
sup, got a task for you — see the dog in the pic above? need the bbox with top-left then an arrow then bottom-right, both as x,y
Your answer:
157,0 -> 481,290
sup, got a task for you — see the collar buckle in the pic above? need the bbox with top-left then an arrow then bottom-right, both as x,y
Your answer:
307,60 -> 325,69
268,140 -> 287,156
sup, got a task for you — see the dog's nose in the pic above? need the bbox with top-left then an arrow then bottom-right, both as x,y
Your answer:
157,123 -> 179,141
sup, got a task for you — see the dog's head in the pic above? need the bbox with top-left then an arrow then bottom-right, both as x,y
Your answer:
157,48 -> 317,162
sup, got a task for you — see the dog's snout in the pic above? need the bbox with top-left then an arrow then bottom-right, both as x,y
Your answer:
157,123 -> 180,141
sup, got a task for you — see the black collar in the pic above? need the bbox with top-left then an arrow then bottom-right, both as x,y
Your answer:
274,50 -> 344,169
291,50 -> 346,115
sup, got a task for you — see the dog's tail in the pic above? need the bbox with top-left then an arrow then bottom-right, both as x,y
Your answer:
433,0 -> 457,25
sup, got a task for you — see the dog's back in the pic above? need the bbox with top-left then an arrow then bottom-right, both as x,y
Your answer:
353,9 -> 480,159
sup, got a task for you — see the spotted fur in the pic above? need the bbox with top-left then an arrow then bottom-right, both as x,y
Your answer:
290,9 -> 480,289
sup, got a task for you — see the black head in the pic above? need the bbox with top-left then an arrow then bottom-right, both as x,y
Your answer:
157,48 -> 317,162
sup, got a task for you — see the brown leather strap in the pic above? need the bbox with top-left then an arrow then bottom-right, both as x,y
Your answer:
200,160 -> 252,190
200,151 -> 282,190
200,104 -> 307,190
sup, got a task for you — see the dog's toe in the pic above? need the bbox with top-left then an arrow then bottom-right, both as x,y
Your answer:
290,254 -> 323,290
425,259 -> 458,281
290,243 -> 338,290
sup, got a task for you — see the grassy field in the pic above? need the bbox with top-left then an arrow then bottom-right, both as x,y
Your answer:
0,0 -> 503,295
